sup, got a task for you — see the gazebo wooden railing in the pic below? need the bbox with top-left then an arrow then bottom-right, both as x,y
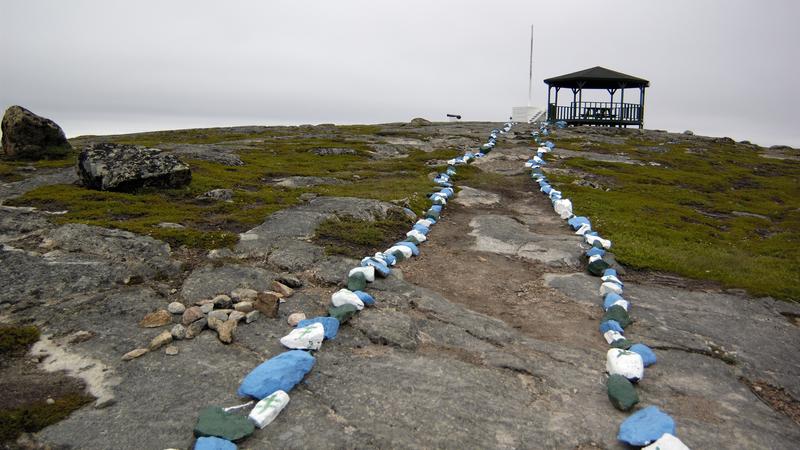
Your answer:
548,101 -> 642,126
543,66 -> 649,128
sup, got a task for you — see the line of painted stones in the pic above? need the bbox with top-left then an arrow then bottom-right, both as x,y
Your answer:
526,120 -> 690,450
189,122 -> 514,450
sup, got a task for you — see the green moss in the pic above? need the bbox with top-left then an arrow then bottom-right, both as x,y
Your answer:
0,149 -> 77,182
0,393 -> 94,443
546,133 -> 800,300
0,326 -> 40,356
10,128 -> 454,250
314,210 -> 413,258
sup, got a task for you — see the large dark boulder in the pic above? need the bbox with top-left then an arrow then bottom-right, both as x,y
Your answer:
1,105 -> 72,160
77,143 -> 191,191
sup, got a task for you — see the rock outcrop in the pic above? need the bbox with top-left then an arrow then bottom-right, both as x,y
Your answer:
1,105 -> 71,160
408,117 -> 432,126
77,143 -> 191,191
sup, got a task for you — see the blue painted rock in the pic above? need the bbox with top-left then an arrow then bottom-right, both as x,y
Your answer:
194,407 -> 254,441
412,224 -> 430,234
617,405 -> 676,447
425,209 -> 440,220
297,316 -> 340,340
630,343 -> 657,367
361,257 -> 391,277
586,247 -> 605,258
237,350 -> 315,399
353,290 -> 375,306
194,436 -> 237,450
600,320 -> 624,334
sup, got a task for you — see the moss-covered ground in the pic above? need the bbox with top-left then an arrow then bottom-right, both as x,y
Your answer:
544,132 -> 800,300
314,209 -> 412,258
7,125 -> 455,249
0,325 -> 94,444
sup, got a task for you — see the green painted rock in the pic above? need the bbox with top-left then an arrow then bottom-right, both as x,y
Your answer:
404,235 -> 421,245
602,305 -> 632,328
390,250 -> 406,263
347,271 -> 367,291
425,211 -> 440,220
328,304 -> 358,324
194,406 -> 255,442
607,374 -> 639,411
587,259 -> 610,276
610,338 -> 634,349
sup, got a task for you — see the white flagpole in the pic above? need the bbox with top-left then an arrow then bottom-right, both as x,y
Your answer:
528,25 -> 534,107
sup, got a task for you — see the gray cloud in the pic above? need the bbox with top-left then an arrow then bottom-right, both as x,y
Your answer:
1,0 -> 798,146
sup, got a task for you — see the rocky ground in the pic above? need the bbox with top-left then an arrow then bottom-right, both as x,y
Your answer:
0,121 -> 798,449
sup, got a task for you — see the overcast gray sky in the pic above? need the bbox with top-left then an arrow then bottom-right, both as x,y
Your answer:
2,0 -> 798,146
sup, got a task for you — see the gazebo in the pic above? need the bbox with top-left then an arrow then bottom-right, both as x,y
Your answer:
544,66 -> 649,128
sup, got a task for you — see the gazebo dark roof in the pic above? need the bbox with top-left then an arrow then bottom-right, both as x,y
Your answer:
544,66 -> 649,89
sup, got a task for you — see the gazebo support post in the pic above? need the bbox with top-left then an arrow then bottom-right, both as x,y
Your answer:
619,88 -> 625,128
554,87 -> 560,122
571,88 -> 579,120
547,86 -> 552,121
638,87 -> 646,129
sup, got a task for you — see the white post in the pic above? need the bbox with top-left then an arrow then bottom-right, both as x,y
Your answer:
528,25 -> 534,106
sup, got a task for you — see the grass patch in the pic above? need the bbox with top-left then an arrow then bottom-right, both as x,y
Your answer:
313,210 -> 412,258
10,127 -> 459,250
0,393 -> 94,443
0,150 -> 78,182
547,131 -> 800,300
0,326 -> 40,356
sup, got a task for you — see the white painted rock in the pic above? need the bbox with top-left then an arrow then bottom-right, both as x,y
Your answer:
279,322 -> 324,350
537,146 -> 550,153
348,266 -> 375,283
606,348 -> 644,382
601,274 -> 623,285
600,281 -> 624,296
406,230 -> 427,243
608,298 -> 630,311
642,433 -> 690,450
416,219 -> 434,228
331,289 -> 364,310
249,390 -> 290,429
575,223 -> 592,235
386,245 -> 413,259
553,199 -> 573,219
586,234 -> 612,249
604,330 -> 625,344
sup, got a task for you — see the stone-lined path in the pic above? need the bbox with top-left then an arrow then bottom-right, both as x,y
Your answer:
2,122 -> 798,449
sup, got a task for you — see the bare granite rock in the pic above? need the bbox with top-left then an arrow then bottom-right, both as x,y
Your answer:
77,143 -> 191,191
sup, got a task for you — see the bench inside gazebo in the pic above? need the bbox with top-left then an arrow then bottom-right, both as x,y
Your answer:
544,66 -> 649,128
